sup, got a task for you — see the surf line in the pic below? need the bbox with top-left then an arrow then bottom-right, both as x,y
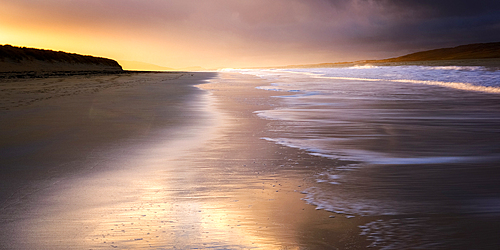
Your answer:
273,69 -> 500,94
315,75 -> 500,94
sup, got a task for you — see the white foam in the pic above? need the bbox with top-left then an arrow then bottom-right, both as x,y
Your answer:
260,137 -> 499,165
350,64 -> 380,69
250,67 -> 500,221
255,86 -> 283,92
463,198 -> 500,214
359,218 -> 455,249
310,75 -> 500,94
369,156 -> 500,165
427,66 -> 484,71
301,187 -> 401,216
269,66 -> 500,94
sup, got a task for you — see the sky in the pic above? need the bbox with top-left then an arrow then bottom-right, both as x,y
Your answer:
1,0 -> 500,69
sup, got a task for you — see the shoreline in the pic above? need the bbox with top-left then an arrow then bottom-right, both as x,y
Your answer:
262,58 -> 500,70
0,71 -> 375,249
0,70 -> 191,80
190,72 -> 375,248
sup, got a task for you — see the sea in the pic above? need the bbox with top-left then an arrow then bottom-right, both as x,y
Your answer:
225,65 -> 500,249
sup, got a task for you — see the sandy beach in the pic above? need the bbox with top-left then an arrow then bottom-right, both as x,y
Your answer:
0,72 -> 373,249
4,70 -> 499,249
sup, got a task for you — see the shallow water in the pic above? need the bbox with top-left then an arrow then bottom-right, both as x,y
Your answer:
229,66 -> 500,248
0,72 -> 371,250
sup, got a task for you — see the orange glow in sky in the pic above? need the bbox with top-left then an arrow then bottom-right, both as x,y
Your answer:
0,1 -> 375,70
1,0 -> 498,70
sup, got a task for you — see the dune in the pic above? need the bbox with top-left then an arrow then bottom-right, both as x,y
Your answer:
0,45 -> 122,73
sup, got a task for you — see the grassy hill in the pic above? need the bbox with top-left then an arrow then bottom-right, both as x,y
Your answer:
379,42 -> 500,62
0,45 -> 122,73
277,42 -> 500,69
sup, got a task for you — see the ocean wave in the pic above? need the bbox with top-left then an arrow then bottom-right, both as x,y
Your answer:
275,66 -> 500,93
315,75 -> 500,94
425,66 -> 485,71
349,64 -> 380,69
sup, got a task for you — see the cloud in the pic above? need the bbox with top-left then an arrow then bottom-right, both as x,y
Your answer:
2,0 -> 499,67
376,0 -> 500,17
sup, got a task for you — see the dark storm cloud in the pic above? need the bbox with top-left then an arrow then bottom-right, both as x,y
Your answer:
378,0 -> 500,17
321,0 -> 500,17
315,0 -> 500,55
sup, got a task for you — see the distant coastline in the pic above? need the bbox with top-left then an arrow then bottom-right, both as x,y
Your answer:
0,45 -> 123,75
274,42 -> 500,69
3,42 -> 500,74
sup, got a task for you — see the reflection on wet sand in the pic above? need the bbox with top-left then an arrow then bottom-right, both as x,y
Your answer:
1,72 -> 370,249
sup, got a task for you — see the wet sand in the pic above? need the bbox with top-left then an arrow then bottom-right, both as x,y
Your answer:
0,72 -> 373,249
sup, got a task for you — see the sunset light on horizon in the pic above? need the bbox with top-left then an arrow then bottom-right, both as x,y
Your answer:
2,0 -> 499,70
